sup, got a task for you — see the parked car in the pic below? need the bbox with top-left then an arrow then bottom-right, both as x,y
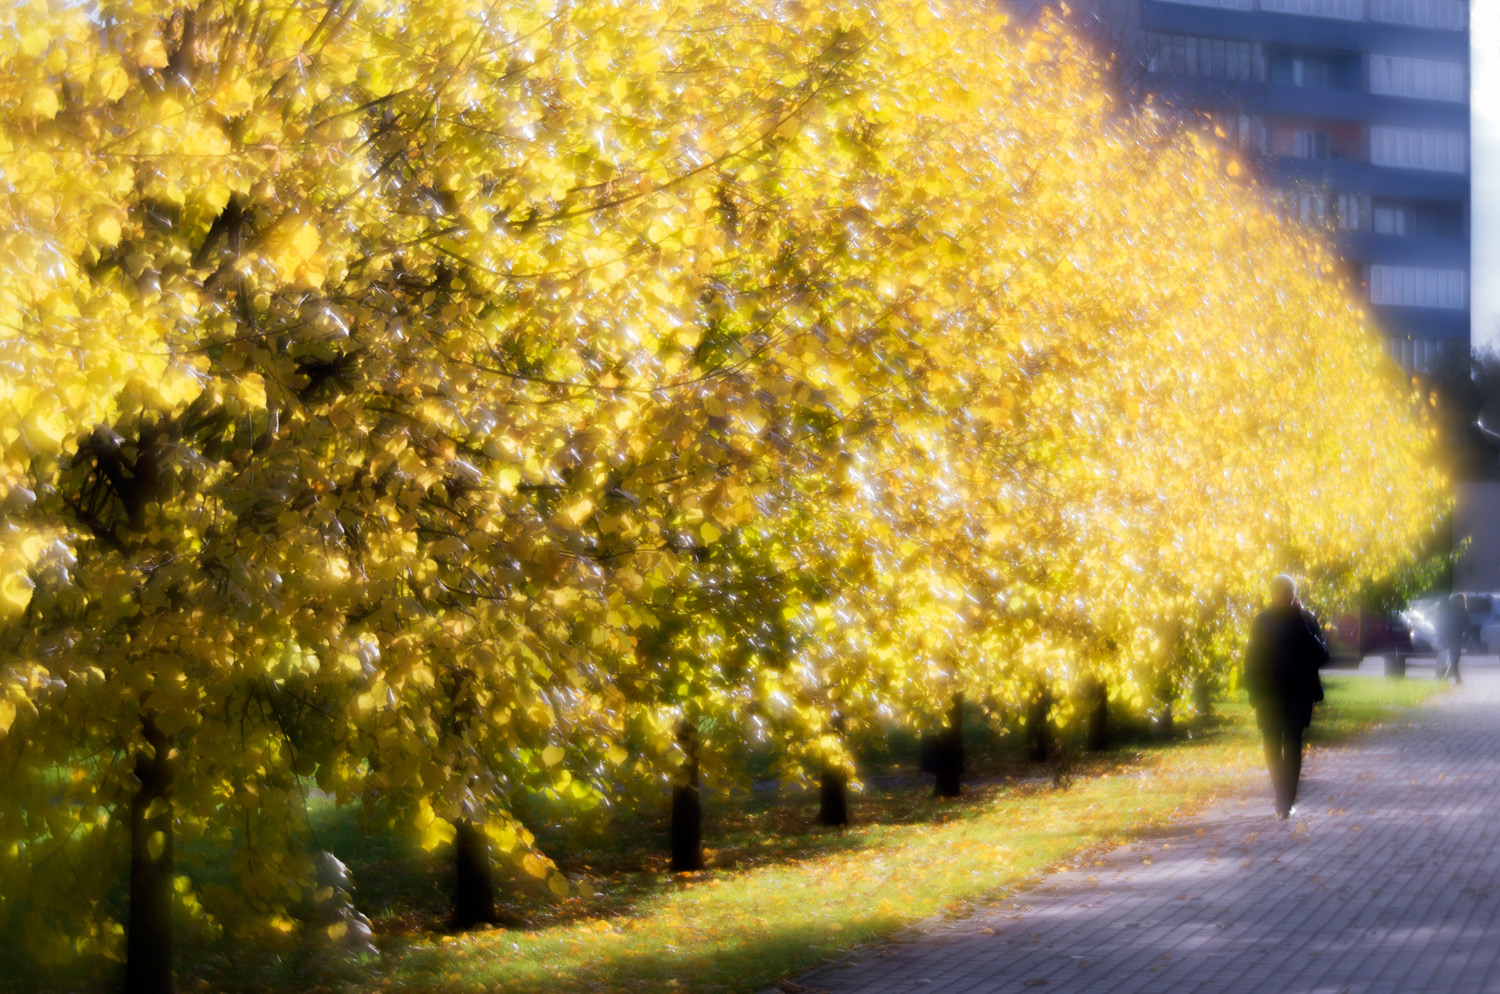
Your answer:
1403,593 -> 1500,654
1326,610 -> 1414,661
1404,597 -> 1444,653
1468,594 -> 1500,652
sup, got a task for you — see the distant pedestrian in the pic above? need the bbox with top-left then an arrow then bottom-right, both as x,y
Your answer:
1244,574 -> 1328,820
1436,593 -> 1467,686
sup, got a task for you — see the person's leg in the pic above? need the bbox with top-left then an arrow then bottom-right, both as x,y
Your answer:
1451,649 -> 1462,685
1282,724 -> 1305,812
1261,719 -> 1287,814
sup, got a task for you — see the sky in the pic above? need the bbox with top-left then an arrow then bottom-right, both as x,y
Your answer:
1475,2 -> 1500,352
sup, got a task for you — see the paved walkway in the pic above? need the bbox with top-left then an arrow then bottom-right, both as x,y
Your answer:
797,662 -> 1500,994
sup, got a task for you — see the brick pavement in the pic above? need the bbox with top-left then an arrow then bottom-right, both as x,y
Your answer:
796,664 -> 1500,994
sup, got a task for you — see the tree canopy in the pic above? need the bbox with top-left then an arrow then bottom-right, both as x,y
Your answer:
0,0 -> 1444,970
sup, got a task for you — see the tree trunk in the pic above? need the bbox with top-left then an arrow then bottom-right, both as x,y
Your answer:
1192,676 -> 1213,719
126,713 -> 174,994
451,820 -> 496,930
670,722 -> 702,872
818,762 -> 849,826
1085,682 -> 1108,752
933,693 -> 964,798
1150,699 -> 1174,741
1026,688 -> 1052,763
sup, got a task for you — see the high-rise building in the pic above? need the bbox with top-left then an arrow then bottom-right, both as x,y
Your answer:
1070,0 -> 1472,371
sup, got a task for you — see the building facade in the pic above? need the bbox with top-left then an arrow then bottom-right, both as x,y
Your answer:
1075,0 -> 1472,370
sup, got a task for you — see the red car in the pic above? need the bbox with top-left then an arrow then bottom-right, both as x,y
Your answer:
1326,610 -> 1414,662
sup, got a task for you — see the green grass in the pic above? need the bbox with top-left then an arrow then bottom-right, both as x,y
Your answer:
4,673 -> 1444,994
1309,672 -> 1443,743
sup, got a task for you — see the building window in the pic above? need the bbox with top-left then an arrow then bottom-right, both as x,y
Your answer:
1371,200 -> 1463,237
1369,126 -> 1466,173
1336,194 -> 1368,230
1369,56 -> 1466,102
1271,189 -> 1330,225
1271,190 -> 1366,229
1369,0 -> 1467,30
1373,205 -> 1407,235
1157,0 -> 1253,8
1293,130 -> 1332,160
1270,55 -> 1333,87
1389,337 -> 1458,373
1260,0 -> 1363,19
1153,35 -> 1254,80
1369,265 -> 1466,309
1237,113 -> 1257,151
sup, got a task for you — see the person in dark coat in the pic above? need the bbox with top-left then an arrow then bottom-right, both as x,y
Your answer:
1244,574 -> 1327,820
1436,593 -> 1467,686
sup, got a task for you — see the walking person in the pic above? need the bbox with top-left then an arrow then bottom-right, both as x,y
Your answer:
1436,593 -> 1467,686
1244,574 -> 1328,820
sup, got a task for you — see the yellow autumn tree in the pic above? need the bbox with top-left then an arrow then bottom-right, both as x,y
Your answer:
0,0 -> 1443,987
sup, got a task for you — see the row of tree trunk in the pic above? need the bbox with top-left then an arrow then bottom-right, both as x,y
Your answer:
450,680 -> 1154,929
124,687 -> 1135,993
670,687 -> 1122,871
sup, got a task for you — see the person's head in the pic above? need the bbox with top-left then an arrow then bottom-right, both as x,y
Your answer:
1451,593 -> 1467,609
1270,574 -> 1297,608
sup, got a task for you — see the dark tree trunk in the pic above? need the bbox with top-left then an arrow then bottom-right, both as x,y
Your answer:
126,713 -> 174,994
451,820 -> 496,930
1150,699 -> 1175,741
1192,676 -> 1213,719
933,693 -> 964,798
818,763 -> 849,826
670,722 -> 702,872
1085,682 -> 1109,752
1026,688 -> 1052,763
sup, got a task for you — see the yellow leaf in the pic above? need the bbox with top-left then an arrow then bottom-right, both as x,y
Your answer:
291,224 -> 320,263
137,36 -> 168,70
0,572 -> 34,616
89,214 -> 122,248
19,26 -> 50,58
22,86 -> 59,121
555,497 -> 594,528
327,921 -> 348,941
0,699 -> 15,736
541,744 -> 565,767
92,64 -> 129,102
419,816 -> 456,852
547,873 -> 569,898
147,831 -> 166,861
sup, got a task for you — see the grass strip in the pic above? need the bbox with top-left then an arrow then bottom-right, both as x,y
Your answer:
2,674 -> 1441,994
359,674 -> 1441,994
